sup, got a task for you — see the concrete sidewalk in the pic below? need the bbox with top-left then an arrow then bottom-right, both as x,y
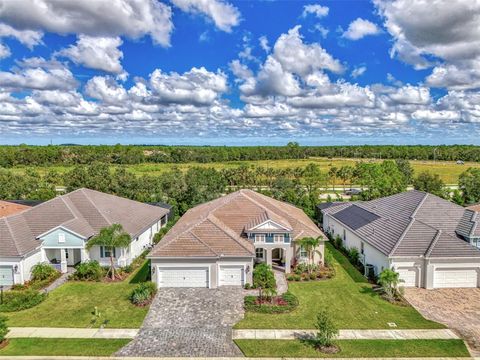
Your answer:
233,328 -> 459,340
6,327 -> 138,339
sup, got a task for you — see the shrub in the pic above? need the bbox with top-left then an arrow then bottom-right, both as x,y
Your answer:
293,274 -> 301,281
0,315 -> 8,343
286,275 -> 295,281
244,291 -> 298,313
310,273 -> 317,280
314,309 -> 338,348
378,268 -> 404,302
71,261 -> 104,281
0,289 -> 46,312
129,282 -> 157,306
333,235 -> 343,250
253,263 -> 276,300
244,283 -> 251,289
324,249 -> 334,268
31,263 -> 58,281
347,247 -> 360,266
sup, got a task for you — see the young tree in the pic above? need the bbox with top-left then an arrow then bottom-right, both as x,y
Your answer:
378,268 -> 404,302
0,315 -> 8,344
86,224 -> 131,280
253,263 -> 276,300
459,168 -> 480,204
413,171 -> 446,197
337,166 -> 353,191
296,236 -> 322,274
314,309 -> 338,349
328,167 -> 338,191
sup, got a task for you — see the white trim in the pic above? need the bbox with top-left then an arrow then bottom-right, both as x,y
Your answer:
247,219 -> 292,232
36,225 -> 87,241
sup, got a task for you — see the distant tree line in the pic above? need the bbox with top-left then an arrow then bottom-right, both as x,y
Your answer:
1,143 -> 480,167
2,160 -> 480,217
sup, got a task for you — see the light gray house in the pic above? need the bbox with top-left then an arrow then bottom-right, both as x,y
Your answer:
0,188 -> 169,285
149,189 -> 325,288
319,190 -> 480,289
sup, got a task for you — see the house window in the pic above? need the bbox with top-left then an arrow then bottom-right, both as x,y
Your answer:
100,246 -> 116,258
274,234 -> 284,243
300,246 -> 308,258
256,248 -> 264,259
361,242 -> 365,255
255,234 -> 266,243
343,229 -> 346,241
58,233 -> 65,243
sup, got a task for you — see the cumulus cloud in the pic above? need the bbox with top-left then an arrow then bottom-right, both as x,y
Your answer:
0,0 -> 173,46
259,35 -> 270,53
57,35 -> 124,74
302,4 -> 329,18
343,18 -> 380,40
374,0 -> 480,89
170,0 -> 241,32
0,23 -> 43,48
0,42 -> 10,59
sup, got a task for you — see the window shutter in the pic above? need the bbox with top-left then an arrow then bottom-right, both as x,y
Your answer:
113,248 -> 116,258
100,246 -> 104,258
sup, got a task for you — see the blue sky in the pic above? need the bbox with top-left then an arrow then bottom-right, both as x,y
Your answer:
0,0 -> 478,145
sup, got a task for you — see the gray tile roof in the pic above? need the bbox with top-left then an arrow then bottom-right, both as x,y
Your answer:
321,190 -> 480,258
456,209 -> 480,238
0,188 -> 169,257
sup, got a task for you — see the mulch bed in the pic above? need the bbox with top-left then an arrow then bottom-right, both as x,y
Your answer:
315,344 -> 340,354
0,340 -> 9,350
254,296 -> 288,306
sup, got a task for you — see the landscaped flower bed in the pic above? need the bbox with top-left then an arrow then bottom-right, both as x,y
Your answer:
286,263 -> 336,282
244,291 -> 299,313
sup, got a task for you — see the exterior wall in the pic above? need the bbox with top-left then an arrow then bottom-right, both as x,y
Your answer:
324,215 -> 389,275
40,228 -> 85,248
150,257 -> 253,288
0,257 -> 22,284
293,241 -> 325,265
390,258 -> 425,288
0,249 -> 44,284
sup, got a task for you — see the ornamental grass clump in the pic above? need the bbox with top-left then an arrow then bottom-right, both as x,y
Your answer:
129,282 -> 157,306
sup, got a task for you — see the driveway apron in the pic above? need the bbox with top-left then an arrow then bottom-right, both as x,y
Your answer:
116,287 -> 245,357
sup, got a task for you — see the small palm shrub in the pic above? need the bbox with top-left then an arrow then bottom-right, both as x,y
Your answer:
0,315 -> 8,344
31,263 -> 58,281
129,282 -> 157,306
71,261 -> 104,281
347,247 -> 360,266
0,290 -> 46,312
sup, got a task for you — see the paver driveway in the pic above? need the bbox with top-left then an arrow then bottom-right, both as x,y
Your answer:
404,288 -> 480,356
116,287 -> 245,357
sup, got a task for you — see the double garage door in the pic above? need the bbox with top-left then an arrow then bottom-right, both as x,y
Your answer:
434,268 -> 478,288
0,266 -> 13,286
157,265 -> 244,288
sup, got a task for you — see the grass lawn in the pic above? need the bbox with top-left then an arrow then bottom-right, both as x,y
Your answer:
4,263 -> 150,328
235,243 -> 443,330
235,339 -> 470,358
9,157 -> 478,184
0,338 -> 130,356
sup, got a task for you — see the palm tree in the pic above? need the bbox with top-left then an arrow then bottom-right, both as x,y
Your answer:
86,224 -> 131,280
296,236 -> 323,274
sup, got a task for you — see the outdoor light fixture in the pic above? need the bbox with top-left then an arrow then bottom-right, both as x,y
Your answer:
246,265 -> 250,273
13,265 -> 19,273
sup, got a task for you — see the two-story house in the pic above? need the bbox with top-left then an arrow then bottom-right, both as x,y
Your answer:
149,189 -> 326,288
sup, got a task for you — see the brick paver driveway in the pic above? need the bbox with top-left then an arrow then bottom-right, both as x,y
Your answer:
404,288 -> 480,356
116,287 -> 245,357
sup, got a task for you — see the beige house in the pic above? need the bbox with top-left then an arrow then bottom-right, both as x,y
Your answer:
149,189 -> 326,288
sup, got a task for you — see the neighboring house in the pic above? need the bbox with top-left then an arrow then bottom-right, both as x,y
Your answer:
319,190 -> 480,289
0,188 -> 169,286
149,189 -> 325,289
0,201 -> 31,218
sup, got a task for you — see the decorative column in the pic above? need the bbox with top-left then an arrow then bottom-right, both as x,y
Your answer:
60,248 -> 67,273
284,247 -> 292,273
80,248 -> 89,263
265,248 -> 272,267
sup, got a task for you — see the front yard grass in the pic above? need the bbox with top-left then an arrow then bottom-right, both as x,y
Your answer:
3,263 -> 150,328
0,338 -> 130,356
236,243 -> 443,329
235,339 -> 470,358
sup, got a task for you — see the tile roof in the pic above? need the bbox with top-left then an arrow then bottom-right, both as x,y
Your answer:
0,201 -> 30,218
0,188 -> 169,257
321,190 -> 480,258
149,189 -> 324,258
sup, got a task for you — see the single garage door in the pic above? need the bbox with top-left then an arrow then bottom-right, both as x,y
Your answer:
157,267 -> 209,288
0,266 -> 13,286
434,268 -> 478,288
397,267 -> 417,287
219,265 -> 244,286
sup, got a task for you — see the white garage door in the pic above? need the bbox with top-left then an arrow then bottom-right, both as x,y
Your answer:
0,266 -> 13,286
219,265 -> 244,286
157,267 -> 209,288
434,268 -> 478,288
397,267 -> 417,287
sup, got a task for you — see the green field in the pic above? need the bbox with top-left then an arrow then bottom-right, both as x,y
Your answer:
235,339 -> 470,358
0,338 -> 129,356
7,157 -> 479,184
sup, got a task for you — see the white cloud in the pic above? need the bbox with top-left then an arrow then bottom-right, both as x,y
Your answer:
314,24 -> 329,38
85,76 -> 128,104
259,35 -> 270,53
302,4 -> 329,18
351,66 -> 366,78
229,60 -> 253,80
0,23 -> 43,49
412,109 -> 461,123
343,18 -> 380,40
170,0 -> 240,32
149,67 -> 228,106
374,0 -> 480,89
0,43 -> 10,59
0,0 -> 173,46
57,35 -> 124,74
